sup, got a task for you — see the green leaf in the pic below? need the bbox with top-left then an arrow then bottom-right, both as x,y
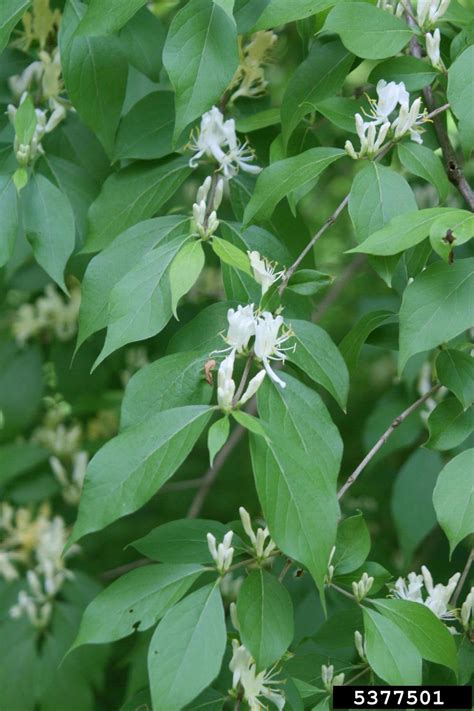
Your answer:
13,94 -> 36,145
399,258 -> 474,372
93,234 -> 190,368
349,163 -> 418,285
237,569 -> 294,670
22,173 -> 75,292
363,607 -> 422,684
372,598 -> 458,673
72,564 -> 203,647
324,3 -> 412,60
77,216 -> 189,351
132,519 -> 230,564
369,56 -> 438,92
287,319 -> 349,410
349,207 -> 454,256
77,0 -> 147,35
398,143 -> 449,204
185,689 -> 226,711
68,406 -> 213,546
286,269 -> 332,296
433,448 -> 474,554
0,0 -> 30,52
252,373 -> 342,597
0,174 -> 19,267
448,46 -> 474,152
332,513 -> 370,575
316,96 -> 362,133
84,157 -> 191,252
243,148 -> 344,225
114,91 -> 175,161
436,349 -> 474,408
121,351 -> 213,429
60,0 -> 128,156
207,416 -> 230,466
426,397 -> 473,451
163,0 -> 239,140
339,310 -> 397,374
148,583 -> 226,711
235,108 -> 281,133
170,240 -> 205,319
212,236 -> 252,275
281,38 -> 353,147
167,301 -> 237,356
391,449 -> 441,561
117,7 -> 165,82
252,0 -> 337,30
231,410 -> 267,437
429,210 -> 474,262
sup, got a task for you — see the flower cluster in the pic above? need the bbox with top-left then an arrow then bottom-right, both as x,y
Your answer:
354,630 -> 368,662
416,0 -> 450,29
345,80 -> 426,160
461,587 -> 474,631
0,503 -> 78,629
352,572 -> 375,602
207,531 -> 234,575
376,0 -> 404,16
248,250 -> 285,295
239,507 -> 277,561
229,31 -> 278,103
192,174 -> 224,239
214,304 -> 293,402
321,664 -> 345,691
12,282 -> 81,346
32,397 -> 88,506
229,616 -> 285,711
189,106 -> 261,179
392,565 -> 460,620
7,92 -> 65,167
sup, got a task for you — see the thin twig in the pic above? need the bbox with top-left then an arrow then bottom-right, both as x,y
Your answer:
452,548 -> 474,607
278,558 -> 293,582
337,384 -> 441,500
101,557 -> 150,582
407,10 -> 474,211
345,666 -> 371,686
187,416 -> 251,518
330,583 -> 359,602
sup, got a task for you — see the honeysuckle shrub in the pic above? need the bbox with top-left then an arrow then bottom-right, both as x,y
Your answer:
0,0 -> 473,709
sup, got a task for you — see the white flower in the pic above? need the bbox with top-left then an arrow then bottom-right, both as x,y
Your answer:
0,551 -> 19,582
50,450 -> 88,506
425,29 -> 444,70
392,566 -> 461,621
422,565 -> 460,620
345,114 -> 391,159
371,80 -> 409,123
189,106 -> 261,179
207,530 -> 234,574
355,630 -> 367,662
238,370 -> 267,406
230,639 -> 253,688
217,351 -> 236,411
416,0 -> 450,28
248,250 -> 284,295
230,31 -> 277,103
8,61 -> 43,97
392,96 -> 426,144
239,507 -> 276,559
461,587 -> 474,629
393,572 -> 424,602
254,312 -> 293,388
225,304 -> 257,354
192,175 -> 224,239
321,664 -> 345,691
240,664 -> 285,711
352,572 -> 374,601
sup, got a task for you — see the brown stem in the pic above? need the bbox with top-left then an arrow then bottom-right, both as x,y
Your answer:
407,15 -> 474,211
452,548 -> 474,607
337,384 -> 440,499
